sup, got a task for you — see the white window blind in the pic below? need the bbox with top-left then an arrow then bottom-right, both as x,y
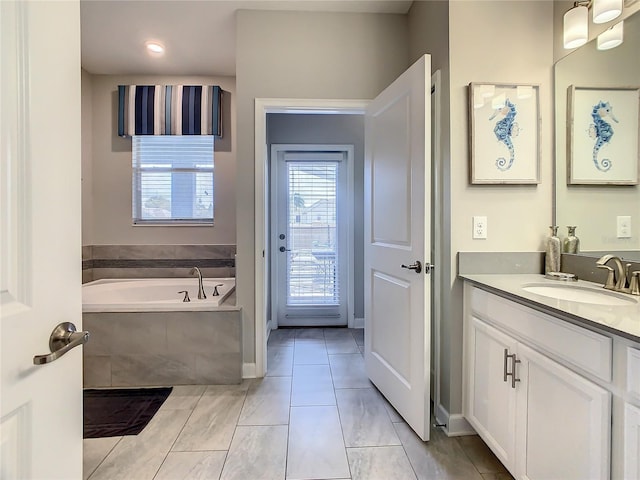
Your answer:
286,160 -> 341,305
132,135 -> 214,225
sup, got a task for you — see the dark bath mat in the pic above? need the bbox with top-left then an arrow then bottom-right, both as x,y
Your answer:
83,387 -> 173,439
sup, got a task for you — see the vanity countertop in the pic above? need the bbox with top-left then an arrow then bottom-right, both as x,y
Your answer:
461,273 -> 640,343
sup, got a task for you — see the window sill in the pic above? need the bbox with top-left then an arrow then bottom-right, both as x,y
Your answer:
132,222 -> 214,227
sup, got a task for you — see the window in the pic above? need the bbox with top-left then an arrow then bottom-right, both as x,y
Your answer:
132,135 -> 214,225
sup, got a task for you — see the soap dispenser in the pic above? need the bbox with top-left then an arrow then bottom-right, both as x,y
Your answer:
545,226 -> 561,273
563,226 -> 580,254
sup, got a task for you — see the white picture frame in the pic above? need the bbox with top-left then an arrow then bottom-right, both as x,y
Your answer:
567,85 -> 640,185
469,83 -> 541,184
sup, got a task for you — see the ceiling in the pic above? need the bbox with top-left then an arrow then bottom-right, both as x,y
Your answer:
80,0 -> 413,76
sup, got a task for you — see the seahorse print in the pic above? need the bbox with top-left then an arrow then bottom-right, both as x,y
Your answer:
489,99 -> 520,171
588,101 -> 618,172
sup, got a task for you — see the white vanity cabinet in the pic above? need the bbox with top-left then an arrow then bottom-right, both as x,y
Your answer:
464,284 -> 612,480
626,347 -> 640,480
625,402 -> 640,479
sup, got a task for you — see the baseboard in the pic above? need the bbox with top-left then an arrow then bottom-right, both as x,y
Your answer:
435,403 -> 476,437
352,317 -> 364,329
242,363 -> 257,379
266,319 -> 274,340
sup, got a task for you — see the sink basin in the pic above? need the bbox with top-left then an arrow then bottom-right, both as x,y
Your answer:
522,284 -> 638,306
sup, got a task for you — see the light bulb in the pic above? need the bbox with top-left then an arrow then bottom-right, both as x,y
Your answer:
145,41 -> 165,56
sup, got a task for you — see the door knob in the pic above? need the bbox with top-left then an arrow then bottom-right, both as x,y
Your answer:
401,261 -> 422,274
279,246 -> 291,252
33,322 -> 90,365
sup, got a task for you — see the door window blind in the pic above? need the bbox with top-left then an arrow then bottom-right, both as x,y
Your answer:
132,135 -> 214,224
286,160 -> 340,305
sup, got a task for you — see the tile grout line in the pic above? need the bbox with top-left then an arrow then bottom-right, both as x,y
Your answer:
150,387 -> 208,480
327,329 -> 353,480
85,436 -> 124,480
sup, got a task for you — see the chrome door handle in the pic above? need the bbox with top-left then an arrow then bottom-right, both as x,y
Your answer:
401,261 -> 422,274
33,322 -> 90,365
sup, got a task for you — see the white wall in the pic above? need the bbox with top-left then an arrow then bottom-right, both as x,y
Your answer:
236,9 -> 410,363
448,0 -> 555,416
84,74 -> 236,246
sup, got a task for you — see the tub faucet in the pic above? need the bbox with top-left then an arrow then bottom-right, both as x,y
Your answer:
596,255 -> 628,292
189,266 -> 206,299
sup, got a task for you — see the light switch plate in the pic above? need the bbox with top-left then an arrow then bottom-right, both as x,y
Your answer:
617,216 -> 631,238
473,216 -> 487,239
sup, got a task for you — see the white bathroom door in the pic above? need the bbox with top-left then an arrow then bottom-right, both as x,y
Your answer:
1,1 -> 84,478
364,54 -> 432,441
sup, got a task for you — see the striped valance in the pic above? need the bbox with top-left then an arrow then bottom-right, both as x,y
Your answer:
118,85 -> 222,137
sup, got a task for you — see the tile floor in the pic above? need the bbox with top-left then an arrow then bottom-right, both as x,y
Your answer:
84,328 -> 515,480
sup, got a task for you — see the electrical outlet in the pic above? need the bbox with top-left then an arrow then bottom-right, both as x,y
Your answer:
617,216 -> 631,238
473,216 -> 487,239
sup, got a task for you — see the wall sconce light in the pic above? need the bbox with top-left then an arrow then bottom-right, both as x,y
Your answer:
563,0 -> 624,49
597,20 -> 624,49
564,3 -> 589,49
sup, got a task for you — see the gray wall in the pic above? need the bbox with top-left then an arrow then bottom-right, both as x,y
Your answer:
266,113 -> 365,320
82,73 -> 236,246
236,9 -> 410,363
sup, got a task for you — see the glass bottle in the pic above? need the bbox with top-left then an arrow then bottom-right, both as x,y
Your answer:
563,226 -> 580,254
545,226 -> 561,273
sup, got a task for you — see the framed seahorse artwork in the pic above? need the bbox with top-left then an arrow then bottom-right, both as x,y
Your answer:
567,85 -> 640,185
468,83 -> 541,184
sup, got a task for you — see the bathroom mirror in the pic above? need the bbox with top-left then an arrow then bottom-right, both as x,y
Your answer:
554,9 -> 640,260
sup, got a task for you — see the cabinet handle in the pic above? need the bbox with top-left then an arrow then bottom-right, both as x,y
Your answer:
510,355 -> 521,389
503,348 -> 510,382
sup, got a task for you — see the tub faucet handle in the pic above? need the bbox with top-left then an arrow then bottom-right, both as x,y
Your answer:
212,284 -> 224,296
178,290 -> 191,302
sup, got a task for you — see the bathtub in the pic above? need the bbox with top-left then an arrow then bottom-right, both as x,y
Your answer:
82,277 -> 241,387
82,277 -> 236,312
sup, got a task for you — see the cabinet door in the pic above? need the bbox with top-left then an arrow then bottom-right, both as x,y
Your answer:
465,316 -> 518,470
516,343 -> 611,480
625,402 -> 640,480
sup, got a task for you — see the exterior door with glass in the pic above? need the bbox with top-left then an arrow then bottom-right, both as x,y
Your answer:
271,145 -> 350,327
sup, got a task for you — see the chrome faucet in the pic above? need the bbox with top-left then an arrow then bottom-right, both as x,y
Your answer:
596,255 -> 631,293
189,266 -> 206,299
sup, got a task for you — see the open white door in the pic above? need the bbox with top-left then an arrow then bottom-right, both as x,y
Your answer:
364,55 -> 431,440
1,1 -> 83,478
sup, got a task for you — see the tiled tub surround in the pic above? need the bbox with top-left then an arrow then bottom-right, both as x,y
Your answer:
82,244 -> 236,284
83,309 -> 242,387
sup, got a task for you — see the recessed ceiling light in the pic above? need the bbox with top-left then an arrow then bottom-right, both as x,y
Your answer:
145,41 -> 165,56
